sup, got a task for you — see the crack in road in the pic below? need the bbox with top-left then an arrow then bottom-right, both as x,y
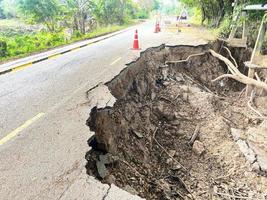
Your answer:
102,185 -> 111,200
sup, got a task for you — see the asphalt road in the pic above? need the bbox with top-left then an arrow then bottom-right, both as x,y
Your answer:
0,21 -> 209,199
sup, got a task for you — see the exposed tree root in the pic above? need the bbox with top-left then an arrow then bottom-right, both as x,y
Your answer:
165,52 -> 207,65
209,49 -> 267,92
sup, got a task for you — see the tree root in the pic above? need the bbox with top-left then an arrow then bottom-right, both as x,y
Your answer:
209,49 -> 267,92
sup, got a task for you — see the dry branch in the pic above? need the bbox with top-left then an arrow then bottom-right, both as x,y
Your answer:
223,46 -> 238,68
165,52 -> 207,65
247,90 -> 267,119
188,125 -> 200,146
209,49 -> 267,92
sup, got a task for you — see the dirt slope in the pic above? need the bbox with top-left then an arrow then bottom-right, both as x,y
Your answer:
86,44 -> 267,200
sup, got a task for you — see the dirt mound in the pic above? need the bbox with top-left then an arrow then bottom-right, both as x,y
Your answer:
85,44 -> 267,200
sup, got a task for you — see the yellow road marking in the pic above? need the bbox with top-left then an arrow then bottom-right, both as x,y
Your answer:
71,47 -> 81,52
110,57 -> 122,66
12,63 -> 33,73
48,54 -> 61,59
0,113 -> 45,146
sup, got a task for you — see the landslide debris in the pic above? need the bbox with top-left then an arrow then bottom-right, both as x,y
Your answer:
85,44 -> 267,200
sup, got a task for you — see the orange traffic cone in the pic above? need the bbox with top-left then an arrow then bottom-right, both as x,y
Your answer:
132,30 -> 141,50
154,21 -> 159,33
154,21 -> 161,33
158,22 -> 161,32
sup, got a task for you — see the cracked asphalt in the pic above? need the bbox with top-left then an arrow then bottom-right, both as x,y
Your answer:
0,21 -> 210,199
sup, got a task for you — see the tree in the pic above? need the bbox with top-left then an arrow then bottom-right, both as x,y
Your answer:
0,0 -> 4,18
91,0 -> 136,25
18,0 -> 62,32
64,0 -> 93,34
1,0 -> 19,18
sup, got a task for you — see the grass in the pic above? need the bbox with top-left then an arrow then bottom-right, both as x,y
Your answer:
0,18 -> 24,27
72,24 -> 131,42
0,21 -> 136,62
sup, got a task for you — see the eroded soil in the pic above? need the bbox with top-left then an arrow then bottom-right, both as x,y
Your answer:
85,44 -> 267,200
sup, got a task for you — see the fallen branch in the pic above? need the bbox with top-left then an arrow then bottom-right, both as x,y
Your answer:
238,87 -> 246,98
209,49 -> 267,92
183,73 -> 213,94
188,125 -> 200,146
260,78 -> 267,96
255,72 -> 261,81
247,90 -> 267,119
165,52 -> 207,65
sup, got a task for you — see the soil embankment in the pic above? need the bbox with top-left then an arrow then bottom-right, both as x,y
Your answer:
86,43 -> 267,200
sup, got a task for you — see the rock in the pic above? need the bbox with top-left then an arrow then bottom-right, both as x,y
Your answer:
170,120 -> 180,126
156,179 -> 171,191
182,93 -> 188,101
230,128 -> 242,141
96,160 -> 109,179
132,130 -> 144,139
251,162 -> 260,172
172,164 -> 182,171
104,175 -> 116,185
163,81 -> 171,86
99,154 -> 113,164
166,158 -> 173,165
123,185 -> 139,195
236,140 -> 256,164
151,92 -> 156,100
169,150 -> 176,157
175,75 -> 184,82
192,141 -> 205,156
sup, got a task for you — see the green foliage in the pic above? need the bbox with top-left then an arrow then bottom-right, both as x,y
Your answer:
18,0 -> 62,31
135,8 -> 149,19
0,22 -> 134,61
217,16 -> 231,38
0,40 -> 7,56
0,0 -> 5,18
90,0 -> 136,25
71,23 -> 132,41
0,31 -> 65,59
1,0 -> 19,18
63,0 -> 93,34
0,0 -> 157,60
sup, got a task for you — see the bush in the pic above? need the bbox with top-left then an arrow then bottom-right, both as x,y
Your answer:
135,9 -> 148,19
0,40 -> 7,56
217,17 -> 231,38
0,31 -> 66,60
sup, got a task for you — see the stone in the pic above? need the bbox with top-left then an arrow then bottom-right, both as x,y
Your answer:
105,175 -> 116,185
166,158 -> 173,165
123,185 -> 139,196
163,81 -> 171,86
151,92 -> 156,100
99,154 -> 113,164
96,160 -> 109,179
230,128 -> 242,141
172,164 -> 182,171
192,141 -> 205,155
236,140 -> 256,164
169,150 -> 176,157
175,75 -> 184,82
132,130 -> 144,139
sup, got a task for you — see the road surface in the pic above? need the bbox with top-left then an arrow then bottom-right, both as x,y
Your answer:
0,21 -> 210,199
